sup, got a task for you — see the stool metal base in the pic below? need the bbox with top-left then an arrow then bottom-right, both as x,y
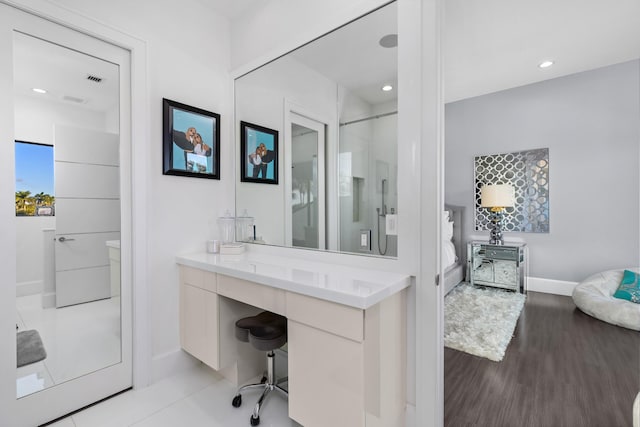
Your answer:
232,350 -> 288,426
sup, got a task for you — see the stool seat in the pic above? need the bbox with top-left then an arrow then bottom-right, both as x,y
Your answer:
235,311 -> 287,351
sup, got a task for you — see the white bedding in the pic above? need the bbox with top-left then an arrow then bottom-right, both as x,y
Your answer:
442,240 -> 457,270
442,211 -> 458,270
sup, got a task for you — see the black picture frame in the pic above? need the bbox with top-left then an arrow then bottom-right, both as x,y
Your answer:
240,121 -> 279,185
162,98 -> 220,179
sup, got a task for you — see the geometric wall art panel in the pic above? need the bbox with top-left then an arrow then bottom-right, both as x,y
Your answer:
475,148 -> 549,233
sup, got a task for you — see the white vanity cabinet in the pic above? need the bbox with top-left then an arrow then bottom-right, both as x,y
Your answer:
179,267 -> 265,385
287,292 -> 406,427
177,254 -> 410,427
179,267 -> 219,369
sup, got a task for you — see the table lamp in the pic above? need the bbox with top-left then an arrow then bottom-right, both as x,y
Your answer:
481,184 -> 515,245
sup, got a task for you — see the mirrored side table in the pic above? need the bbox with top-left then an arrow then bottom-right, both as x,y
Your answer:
467,241 -> 527,293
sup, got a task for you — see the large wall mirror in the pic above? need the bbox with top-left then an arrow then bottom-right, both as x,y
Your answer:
14,32 -> 122,398
235,1 -> 398,257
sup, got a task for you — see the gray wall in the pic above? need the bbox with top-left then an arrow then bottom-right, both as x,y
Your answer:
445,60 -> 640,282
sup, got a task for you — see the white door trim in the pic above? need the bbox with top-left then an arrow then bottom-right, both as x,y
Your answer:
285,110 -> 327,249
284,99 -> 333,249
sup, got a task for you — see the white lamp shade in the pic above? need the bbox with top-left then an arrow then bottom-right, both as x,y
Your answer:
481,184 -> 515,208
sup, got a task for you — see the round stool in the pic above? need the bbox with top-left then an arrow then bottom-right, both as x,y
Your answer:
231,311 -> 288,426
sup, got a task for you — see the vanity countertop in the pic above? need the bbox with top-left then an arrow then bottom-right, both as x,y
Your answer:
176,252 -> 411,309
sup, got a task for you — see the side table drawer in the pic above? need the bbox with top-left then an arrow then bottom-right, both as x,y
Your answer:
474,259 -> 494,282
494,260 -> 517,287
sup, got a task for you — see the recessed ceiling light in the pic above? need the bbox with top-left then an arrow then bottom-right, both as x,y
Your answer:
538,60 -> 554,69
32,88 -> 47,94
382,85 -> 393,92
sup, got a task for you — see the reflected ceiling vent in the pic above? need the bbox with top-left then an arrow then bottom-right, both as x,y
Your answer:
63,95 -> 86,104
86,74 -> 103,83
379,34 -> 397,48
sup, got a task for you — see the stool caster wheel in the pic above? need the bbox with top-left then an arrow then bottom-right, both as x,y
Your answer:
232,394 -> 242,408
260,376 -> 267,384
250,415 -> 260,426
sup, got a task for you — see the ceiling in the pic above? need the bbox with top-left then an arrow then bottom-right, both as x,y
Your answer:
290,2 -> 398,106
193,0 -> 256,19
444,0 -> 640,103
12,0 -> 640,113
13,32 -> 119,113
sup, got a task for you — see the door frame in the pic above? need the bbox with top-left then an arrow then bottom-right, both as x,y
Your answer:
283,100 -> 332,249
285,110 -> 327,249
0,0 -> 149,424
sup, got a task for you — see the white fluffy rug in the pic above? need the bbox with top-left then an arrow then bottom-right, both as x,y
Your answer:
445,283 -> 526,362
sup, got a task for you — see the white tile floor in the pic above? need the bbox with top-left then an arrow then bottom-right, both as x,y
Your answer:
17,296 -> 299,426
16,294 -> 121,398
47,363 -> 301,427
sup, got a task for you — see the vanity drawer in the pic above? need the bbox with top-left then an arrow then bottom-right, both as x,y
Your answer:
180,266 -> 217,293
217,274 -> 286,315
286,292 -> 364,342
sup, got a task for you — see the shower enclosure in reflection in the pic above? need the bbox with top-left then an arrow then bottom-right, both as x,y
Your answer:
338,111 -> 398,257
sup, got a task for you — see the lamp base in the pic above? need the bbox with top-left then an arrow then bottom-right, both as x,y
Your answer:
488,209 -> 505,245
489,233 -> 504,246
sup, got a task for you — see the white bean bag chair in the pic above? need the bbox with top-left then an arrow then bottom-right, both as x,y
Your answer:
572,268 -> 640,331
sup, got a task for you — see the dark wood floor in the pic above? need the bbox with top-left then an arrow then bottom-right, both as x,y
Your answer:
445,291 -> 640,427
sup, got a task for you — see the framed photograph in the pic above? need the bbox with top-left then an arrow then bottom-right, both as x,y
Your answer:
240,121 -> 279,184
163,98 -> 220,179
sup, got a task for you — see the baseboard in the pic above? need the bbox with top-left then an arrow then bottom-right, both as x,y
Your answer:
42,292 -> 56,308
527,277 -> 577,296
150,348 -> 200,384
16,280 -> 43,297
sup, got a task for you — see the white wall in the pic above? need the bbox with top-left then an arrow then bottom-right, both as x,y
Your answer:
44,0 -> 234,374
15,216 -> 54,294
14,95 -> 107,295
14,95 -> 106,144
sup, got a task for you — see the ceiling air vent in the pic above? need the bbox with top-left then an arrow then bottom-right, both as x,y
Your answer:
86,74 -> 103,83
63,95 -> 85,104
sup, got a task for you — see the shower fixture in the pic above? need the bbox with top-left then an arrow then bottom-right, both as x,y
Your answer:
377,178 -> 388,255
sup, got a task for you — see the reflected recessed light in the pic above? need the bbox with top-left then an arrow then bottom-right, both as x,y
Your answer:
538,60 -> 554,69
382,85 -> 393,92
32,88 -> 47,94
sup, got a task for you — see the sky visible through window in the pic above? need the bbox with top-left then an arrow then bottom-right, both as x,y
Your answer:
15,142 -> 54,194
15,141 -> 54,216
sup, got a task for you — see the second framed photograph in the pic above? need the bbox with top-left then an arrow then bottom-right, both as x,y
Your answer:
162,98 -> 220,179
240,121 -> 279,184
